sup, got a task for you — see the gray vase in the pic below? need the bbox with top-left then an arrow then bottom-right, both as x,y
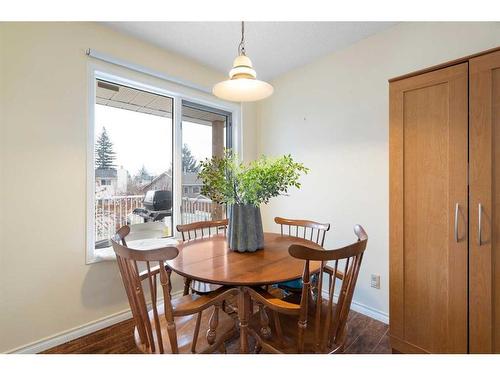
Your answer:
227,203 -> 264,252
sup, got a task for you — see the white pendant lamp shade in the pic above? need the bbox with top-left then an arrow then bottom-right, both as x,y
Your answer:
213,55 -> 273,102
213,22 -> 273,102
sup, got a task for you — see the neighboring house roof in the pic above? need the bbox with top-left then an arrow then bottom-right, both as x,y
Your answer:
182,172 -> 202,186
140,171 -> 172,192
140,171 -> 202,192
95,168 -> 117,178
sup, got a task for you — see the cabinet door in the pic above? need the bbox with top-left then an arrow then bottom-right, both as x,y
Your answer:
469,50 -> 500,353
389,63 -> 468,353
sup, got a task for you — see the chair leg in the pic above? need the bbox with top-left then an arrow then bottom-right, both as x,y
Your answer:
272,310 -> 284,346
166,267 -> 173,294
297,319 -> 307,353
258,303 -> 271,339
191,312 -> 202,353
254,339 -> 262,354
219,342 -> 227,354
183,278 -> 191,296
207,303 -> 220,345
167,321 -> 179,354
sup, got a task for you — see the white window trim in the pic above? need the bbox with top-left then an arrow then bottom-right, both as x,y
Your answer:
86,62 -> 241,264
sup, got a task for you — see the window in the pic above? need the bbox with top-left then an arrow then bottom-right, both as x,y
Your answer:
180,101 -> 231,223
91,79 -> 174,260
87,70 -> 238,263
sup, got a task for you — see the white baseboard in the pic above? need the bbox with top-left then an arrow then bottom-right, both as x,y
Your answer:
321,290 -> 389,324
7,291 -> 183,354
347,299 -> 389,324
7,310 -> 133,354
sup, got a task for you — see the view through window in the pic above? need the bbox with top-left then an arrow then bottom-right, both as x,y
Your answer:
90,79 -> 233,260
94,79 -> 173,253
180,102 -> 230,224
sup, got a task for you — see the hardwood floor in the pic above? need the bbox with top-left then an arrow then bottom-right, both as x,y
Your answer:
42,309 -> 390,354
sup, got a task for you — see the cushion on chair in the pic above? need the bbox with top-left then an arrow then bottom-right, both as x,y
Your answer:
276,274 -> 318,292
276,278 -> 303,290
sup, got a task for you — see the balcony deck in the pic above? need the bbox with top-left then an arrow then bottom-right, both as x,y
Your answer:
93,195 -> 222,260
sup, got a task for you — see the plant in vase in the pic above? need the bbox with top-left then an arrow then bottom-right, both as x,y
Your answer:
198,150 -> 309,252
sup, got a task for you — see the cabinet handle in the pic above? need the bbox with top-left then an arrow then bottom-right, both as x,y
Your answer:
454,203 -> 459,243
478,203 -> 483,246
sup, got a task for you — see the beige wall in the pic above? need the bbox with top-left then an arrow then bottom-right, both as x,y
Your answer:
258,22 -> 500,319
0,22 -> 258,352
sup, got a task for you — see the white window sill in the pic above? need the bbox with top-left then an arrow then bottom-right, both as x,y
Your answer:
88,224 -> 180,264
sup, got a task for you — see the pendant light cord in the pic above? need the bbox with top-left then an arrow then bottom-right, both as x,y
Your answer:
238,21 -> 246,56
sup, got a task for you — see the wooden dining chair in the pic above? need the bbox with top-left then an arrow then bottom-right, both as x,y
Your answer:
245,225 -> 368,353
275,217 -> 330,247
176,219 -> 228,296
112,225 -> 237,354
274,217 -> 331,294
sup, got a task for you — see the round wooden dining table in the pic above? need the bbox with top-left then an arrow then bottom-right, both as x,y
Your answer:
166,232 -> 323,353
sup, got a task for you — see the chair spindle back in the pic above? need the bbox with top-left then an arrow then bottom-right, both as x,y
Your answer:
177,219 -> 228,241
112,225 -> 180,354
275,217 -> 330,247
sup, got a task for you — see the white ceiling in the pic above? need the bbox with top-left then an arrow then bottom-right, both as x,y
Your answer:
104,22 -> 397,80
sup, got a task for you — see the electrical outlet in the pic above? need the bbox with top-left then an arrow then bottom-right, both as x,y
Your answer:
371,274 -> 380,289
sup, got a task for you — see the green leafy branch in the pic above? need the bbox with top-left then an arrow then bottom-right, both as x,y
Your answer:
198,150 -> 308,206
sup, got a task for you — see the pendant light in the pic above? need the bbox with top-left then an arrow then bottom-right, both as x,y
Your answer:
213,22 -> 273,102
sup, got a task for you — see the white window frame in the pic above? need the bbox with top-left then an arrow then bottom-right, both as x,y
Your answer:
86,62 -> 241,264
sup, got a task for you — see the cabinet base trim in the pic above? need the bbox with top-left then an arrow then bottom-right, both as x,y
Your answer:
390,334 -> 430,354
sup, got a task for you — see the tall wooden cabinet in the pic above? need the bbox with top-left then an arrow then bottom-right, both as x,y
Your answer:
469,50 -> 500,353
389,48 -> 500,354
